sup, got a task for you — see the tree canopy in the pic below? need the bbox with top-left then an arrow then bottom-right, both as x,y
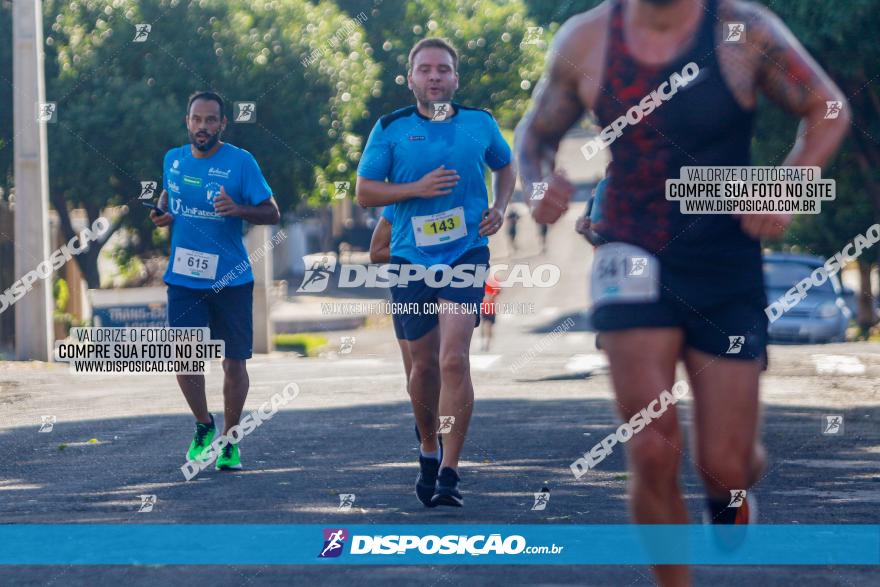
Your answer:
0,0 -> 878,301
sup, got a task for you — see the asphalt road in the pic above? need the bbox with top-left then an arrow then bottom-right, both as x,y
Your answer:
1,206 -> 878,585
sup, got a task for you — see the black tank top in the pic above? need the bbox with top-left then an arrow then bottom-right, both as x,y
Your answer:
594,0 -> 760,266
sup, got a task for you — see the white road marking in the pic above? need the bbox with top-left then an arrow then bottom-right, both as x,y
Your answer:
322,358 -> 388,367
781,459 -> 876,470
470,354 -> 501,370
812,354 -> 865,375
564,333 -> 590,345
774,489 -> 879,503
564,353 -> 608,373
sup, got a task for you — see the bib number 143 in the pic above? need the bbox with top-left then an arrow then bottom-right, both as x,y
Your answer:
412,206 -> 467,247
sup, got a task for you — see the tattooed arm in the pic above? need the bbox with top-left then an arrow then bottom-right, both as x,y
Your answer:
515,13 -> 600,223
749,2 -> 851,168
723,1 -> 851,239
515,51 -> 584,189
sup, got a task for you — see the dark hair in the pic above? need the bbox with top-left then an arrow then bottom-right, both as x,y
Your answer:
187,91 -> 225,118
408,37 -> 458,71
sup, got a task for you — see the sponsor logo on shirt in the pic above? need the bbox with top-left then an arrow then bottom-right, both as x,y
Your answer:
167,179 -> 181,193
170,195 -> 222,221
208,167 -> 231,179
183,175 -> 203,187
408,135 -> 426,141
206,182 -> 222,203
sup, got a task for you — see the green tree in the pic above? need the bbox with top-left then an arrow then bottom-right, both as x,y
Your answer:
522,0 -> 599,26
752,0 -> 880,335
217,0 -> 380,206
337,0 -> 545,130
41,0 -> 378,287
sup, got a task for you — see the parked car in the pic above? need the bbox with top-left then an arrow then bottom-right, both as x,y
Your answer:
841,285 -> 880,324
764,253 -> 851,343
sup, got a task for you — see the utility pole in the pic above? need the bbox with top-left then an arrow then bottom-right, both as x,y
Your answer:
247,225 -> 274,354
12,0 -> 53,360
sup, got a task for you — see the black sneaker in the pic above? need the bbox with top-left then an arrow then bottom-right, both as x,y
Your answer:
414,424 -> 443,507
415,454 -> 441,507
431,467 -> 463,507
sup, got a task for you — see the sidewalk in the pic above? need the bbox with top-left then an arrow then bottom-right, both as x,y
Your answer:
271,295 -> 376,333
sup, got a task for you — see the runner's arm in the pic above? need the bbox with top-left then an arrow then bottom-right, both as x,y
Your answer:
356,166 -> 460,208
369,217 -> 392,264
235,197 -> 281,225
751,5 -> 851,167
356,118 -> 459,207
515,28 -> 585,195
480,163 -> 517,236
222,153 -> 281,224
149,189 -> 172,227
356,177 -> 422,207
214,187 -> 280,225
491,163 -> 516,212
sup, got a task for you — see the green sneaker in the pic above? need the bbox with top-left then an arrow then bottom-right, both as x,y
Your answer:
215,442 -> 242,471
186,415 -> 216,462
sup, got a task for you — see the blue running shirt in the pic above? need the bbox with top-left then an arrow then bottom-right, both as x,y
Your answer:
358,104 -> 511,266
162,143 -> 272,289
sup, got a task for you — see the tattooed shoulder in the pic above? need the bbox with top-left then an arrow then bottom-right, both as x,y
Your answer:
526,5 -> 609,141
722,0 -> 824,116
715,0 -> 766,110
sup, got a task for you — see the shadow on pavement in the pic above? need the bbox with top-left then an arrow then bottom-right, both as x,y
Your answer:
1,397 -> 877,585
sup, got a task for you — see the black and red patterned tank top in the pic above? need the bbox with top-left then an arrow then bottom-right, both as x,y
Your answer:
593,0 -> 758,262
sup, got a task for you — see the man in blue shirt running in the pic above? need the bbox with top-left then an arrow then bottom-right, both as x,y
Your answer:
356,38 -> 516,508
150,91 -> 280,474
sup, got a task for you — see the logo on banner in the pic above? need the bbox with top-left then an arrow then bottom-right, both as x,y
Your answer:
319,528 -> 348,558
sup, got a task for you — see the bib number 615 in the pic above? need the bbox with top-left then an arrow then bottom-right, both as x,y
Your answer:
187,257 -> 209,271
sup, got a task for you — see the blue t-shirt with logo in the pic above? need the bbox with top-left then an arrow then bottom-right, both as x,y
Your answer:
357,103 -> 511,266
162,143 -> 272,289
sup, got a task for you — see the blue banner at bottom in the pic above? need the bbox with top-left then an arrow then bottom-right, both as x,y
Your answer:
1,525 -> 877,565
